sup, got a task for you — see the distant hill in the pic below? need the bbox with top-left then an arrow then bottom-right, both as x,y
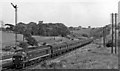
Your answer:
68,24 -> 111,39
90,24 -> 111,38
71,24 -> 120,47
69,28 -> 92,39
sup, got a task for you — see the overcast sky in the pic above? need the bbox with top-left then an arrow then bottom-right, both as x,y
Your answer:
0,0 -> 119,27
119,1 -> 120,22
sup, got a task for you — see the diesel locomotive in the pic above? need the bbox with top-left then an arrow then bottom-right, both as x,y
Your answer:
11,38 -> 93,69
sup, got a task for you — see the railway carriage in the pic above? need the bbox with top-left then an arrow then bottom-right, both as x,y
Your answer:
49,42 -> 68,56
66,40 -> 80,50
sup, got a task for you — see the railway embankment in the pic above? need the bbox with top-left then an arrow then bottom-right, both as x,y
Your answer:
30,41 -> 118,69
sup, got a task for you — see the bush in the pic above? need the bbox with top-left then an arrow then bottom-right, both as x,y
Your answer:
42,42 -> 46,45
2,46 -> 12,51
25,36 -> 38,46
18,41 -> 28,48
118,38 -> 120,47
82,34 -> 88,37
106,40 -> 115,47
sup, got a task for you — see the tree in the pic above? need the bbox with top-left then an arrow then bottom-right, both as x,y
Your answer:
23,29 -> 38,46
27,22 -> 38,35
15,22 -> 26,34
12,21 -> 70,37
37,21 -> 44,35
5,24 -> 15,31
25,36 -> 38,46
18,41 -> 28,50
82,34 -> 88,37
55,23 -> 70,37
23,29 -> 31,37
106,40 -> 115,47
0,27 -> 6,31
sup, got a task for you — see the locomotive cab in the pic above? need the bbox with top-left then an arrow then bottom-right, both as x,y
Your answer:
13,55 -> 23,63
12,51 -> 26,69
12,55 -> 23,68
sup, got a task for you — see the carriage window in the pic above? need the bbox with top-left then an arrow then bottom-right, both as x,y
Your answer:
46,50 -> 49,54
13,55 -> 22,60
61,46 -> 64,49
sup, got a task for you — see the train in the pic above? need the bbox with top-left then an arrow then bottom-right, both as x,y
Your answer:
2,38 -> 93,69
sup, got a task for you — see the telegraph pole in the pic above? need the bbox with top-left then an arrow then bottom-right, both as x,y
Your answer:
11,3 -> 18,46
111,13 -> 114,54
115,13 -> 117,54
103,27 -> 106,47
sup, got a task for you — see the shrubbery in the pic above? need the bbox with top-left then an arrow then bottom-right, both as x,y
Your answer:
14,22 -> 70,37
82,34 -> 88,37
18,41 -> 28,48
105,39 -> 120,47
2,46 -> 12,51
105,40 -> 114,47
2,21 -> 70,37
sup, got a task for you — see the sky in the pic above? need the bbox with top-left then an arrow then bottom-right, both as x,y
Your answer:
0,0 -> 119,27
119,1 -> 120,22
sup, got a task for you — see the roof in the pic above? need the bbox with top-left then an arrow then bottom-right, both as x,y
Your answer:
50,40 -> 80,48
50,42 -> 68,48
15,45 -> 50,53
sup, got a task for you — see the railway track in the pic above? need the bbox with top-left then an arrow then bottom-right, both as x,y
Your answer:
2,38 -> 93,70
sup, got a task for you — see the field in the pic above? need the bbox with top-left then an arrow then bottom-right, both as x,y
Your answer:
1,31 -> 23,49
70,28 -> 92,38
1,31 -> 70,49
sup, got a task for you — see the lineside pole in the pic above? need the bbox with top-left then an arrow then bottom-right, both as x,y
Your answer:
15,5 -> 18,45
104,27 -> 106,47
103,27 -> 105,47
115,13 -> 117,54
11,3 -> 18,46
103,27 -> 104,47
111,13 -> 114,54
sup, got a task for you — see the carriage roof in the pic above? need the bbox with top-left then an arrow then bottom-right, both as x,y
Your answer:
49,40 -> 80,48
15,45 -> 50,53
50,42 -> 68,48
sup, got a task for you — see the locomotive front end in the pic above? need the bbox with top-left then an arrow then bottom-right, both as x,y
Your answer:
12,51 -> 26,69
